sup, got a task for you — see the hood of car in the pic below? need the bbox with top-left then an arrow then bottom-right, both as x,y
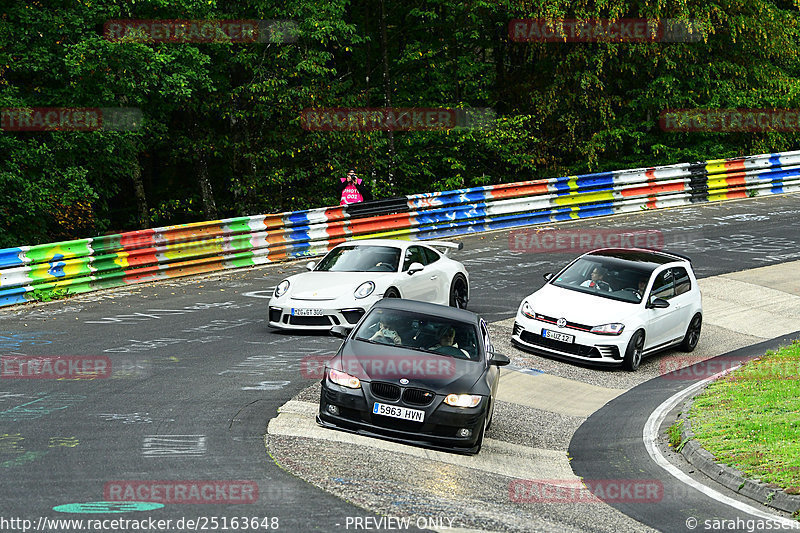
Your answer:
287,271 -> 396,300
526,283 -> 639,326
334,340 -> 486,393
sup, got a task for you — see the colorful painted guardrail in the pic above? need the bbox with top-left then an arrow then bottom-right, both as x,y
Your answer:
2,149 -> 799,307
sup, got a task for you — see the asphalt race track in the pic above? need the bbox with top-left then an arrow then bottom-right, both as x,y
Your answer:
1,193 -> 799,532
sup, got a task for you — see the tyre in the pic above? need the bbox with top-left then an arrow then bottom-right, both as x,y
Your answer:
623,330 -> 645,371
383,288 -> 400,299
680,313 -> 702,352
449,275 -> 468,309
471,410 -> 489,455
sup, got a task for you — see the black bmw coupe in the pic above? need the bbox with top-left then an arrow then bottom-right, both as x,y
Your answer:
317,298 -> 509,455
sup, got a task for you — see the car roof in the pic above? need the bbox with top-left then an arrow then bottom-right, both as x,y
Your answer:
584,248 -> 691,268
370,298 -> 481,325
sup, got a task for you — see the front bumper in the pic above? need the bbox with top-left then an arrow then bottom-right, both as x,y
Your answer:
318,379 -> 487,454
510,314 -> 628,366
268,294 -> 382,330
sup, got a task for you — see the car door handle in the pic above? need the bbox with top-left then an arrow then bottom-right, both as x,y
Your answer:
430,275 -> 438,280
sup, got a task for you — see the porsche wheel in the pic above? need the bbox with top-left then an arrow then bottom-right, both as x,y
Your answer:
449,275 -> 468,309
383,288 -> 400,299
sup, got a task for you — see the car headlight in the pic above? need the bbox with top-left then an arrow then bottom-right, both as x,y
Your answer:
274,280 -> 290,298
590,323 -> 625,335
354,281 -> 375,299
520,301 -> 535,319
444,394 -> 481,408
327,368 -> 361,389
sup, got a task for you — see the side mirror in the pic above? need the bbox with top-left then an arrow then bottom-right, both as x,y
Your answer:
306,261 -> 316,271
407,262 -> 425,275
647,298 -> 670,309
543,272 -> 553,281
330,325 -> 352,338
490,352 -> 511,366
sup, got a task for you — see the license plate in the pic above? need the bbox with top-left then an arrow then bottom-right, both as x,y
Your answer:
542,329 -> 575,343
291,308 -> 324,316
372,402 -> 425,422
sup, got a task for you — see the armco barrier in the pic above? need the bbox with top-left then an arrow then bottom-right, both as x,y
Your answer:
2,149 -> 799,307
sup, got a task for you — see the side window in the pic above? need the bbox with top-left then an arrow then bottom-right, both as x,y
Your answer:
480,321 -> 493,355
674,267 -> 692,296
402,246 -> 427,271
650,269 -> 675,300
422,247 -> 440,265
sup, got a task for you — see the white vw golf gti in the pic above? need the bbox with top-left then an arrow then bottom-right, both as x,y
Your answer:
511,248 -> 702,370
268,239 -> 469,330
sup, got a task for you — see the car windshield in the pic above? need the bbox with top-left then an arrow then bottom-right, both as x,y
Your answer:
354,308 -> 480,361
315,245 -> 401,272
550,256 -> 655,303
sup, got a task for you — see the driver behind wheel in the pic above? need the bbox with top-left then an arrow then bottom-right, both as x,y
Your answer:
370,318 -> 401,345
580,267 -> 612,292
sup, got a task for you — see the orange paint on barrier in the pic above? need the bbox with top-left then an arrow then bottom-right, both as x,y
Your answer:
123,248 -> 159,267
489,182 -> 550,200
724,159 -> 746,172
158,224 -> 225,245
349,214 -> 412,236
620,182 -> 685,197
120,229 -> 156,251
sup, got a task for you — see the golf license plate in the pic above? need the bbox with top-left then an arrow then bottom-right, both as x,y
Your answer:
372,402 -> 425,422
291,308 -> 324,316
542,329 -> 575,343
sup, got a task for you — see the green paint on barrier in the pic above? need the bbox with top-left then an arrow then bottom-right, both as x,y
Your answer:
53,502 -> 164,513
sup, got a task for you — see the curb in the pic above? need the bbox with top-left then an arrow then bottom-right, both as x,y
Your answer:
676,397 -> 800,515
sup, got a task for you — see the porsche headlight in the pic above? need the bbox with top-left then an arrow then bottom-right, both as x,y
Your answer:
274,280 -> 290,298
590,323 -> 625,335
444,394 -> 481,408
520,301 -> 535,319
327,368 -> 361,389
354,281 -> 375,299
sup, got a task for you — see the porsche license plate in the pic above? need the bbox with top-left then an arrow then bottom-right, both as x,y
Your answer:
291,308 -> 324,316
542,329 -> 575,343
372,402 -> 424,422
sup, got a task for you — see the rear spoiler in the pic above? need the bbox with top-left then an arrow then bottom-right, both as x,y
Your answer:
641,248 -> 692,263
424,240 -> 464,256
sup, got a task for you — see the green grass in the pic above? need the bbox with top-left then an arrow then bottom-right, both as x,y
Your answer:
688,340 -> 800,494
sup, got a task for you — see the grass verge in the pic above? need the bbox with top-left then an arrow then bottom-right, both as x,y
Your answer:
688,340 -> 800,494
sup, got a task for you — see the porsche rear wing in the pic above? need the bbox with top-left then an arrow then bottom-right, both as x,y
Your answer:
424,240 -> 464,256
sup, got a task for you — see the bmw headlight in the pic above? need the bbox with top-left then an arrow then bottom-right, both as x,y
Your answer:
590,323 -> 625,335
354,281 -> 375,299
327,368 -> 361,389
274,280 -> 290,298
520,301 -> 535,319
444,394 -> 482,408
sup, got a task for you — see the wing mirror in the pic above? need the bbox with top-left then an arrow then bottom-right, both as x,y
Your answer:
407,262 -> 425,275
490,352 -> 511,366
543,272 -> 553,281
647,297 -> 670,309
330,325 -> 352,338
306,261 -> 316,271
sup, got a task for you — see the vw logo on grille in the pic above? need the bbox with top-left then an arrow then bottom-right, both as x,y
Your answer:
399,378 -> 409,385
556,317 -> 567,328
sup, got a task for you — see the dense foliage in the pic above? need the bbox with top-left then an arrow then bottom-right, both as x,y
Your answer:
2,0 -> 799,246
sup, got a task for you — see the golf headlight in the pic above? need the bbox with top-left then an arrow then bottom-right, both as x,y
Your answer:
590,323 -> 625,335
521,301 -> 535,319
444,394 -> 481,408
327,368 -> 361,389
275,280 -> 290,298
354,281 -> 375,299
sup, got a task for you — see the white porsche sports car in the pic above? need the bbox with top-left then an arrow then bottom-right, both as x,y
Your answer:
511,248 -> 702,371
268,239 -> 469,330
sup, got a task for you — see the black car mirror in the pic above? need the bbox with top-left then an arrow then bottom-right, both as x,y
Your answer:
407,262 -> 425,275
330,325 -> 352,338
543,272 -> 553,281
647,297 -> 670,309
490,352 -> 511,366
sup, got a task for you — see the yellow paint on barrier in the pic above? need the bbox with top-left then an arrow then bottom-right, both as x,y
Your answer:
552,190 -> 615,206
352,231 -> 412,240
705,160 -> 727,174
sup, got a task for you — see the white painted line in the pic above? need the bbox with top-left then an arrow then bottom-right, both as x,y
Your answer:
643,367 -> 799,526
242,289 -> 274,299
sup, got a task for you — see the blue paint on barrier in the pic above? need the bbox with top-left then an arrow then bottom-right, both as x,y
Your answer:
0,248 -> 24,269
0,287 -> 29,307
47,254 -> 66,278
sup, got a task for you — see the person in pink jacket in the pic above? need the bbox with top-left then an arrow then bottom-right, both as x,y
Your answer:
337,168 -> 372,205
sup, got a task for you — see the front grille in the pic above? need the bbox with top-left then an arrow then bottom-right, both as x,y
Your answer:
371,382 -> 401,401
402,388 -> 436,406
534,313 -> 592,332
289,315 -> 333,326
341,309 -> 365,324
520,330 -> 599,358
597,345 -> 621,359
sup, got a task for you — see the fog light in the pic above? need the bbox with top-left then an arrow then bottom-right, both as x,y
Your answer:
327,405 -> 339,415
458,428 -> 472,438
